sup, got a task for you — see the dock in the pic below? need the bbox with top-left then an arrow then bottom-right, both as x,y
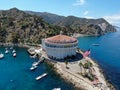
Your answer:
35,73 -> 47,80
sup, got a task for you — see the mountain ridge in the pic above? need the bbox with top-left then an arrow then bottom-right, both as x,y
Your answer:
26,10 -> 116,36
0,8 -> 117,44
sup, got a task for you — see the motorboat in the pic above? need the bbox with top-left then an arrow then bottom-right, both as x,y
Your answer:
32,62 -> 39,66
12,49 -> 16,53
13,53 -> 16,57
5,50 -> 9,54
10,47 -> 13,50
30,65 -> 38,71
0,53 -> 4,59
35,73 -> 47,80
52,88 -> 61,90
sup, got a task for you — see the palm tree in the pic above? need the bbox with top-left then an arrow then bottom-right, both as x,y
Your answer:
79,62 -> 83,73
65,60 -> 68,69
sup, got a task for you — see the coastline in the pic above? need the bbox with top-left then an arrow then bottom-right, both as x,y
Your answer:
43,49 -> 115,90
73,33 -> 92,38
87,57 -> 115,90
0,43 -> 115,90
0,43 -> 40,48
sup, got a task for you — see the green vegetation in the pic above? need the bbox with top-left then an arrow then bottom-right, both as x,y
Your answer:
79,61 -> 96,81
0,8 -> 117,44
27,11 -> 117,36
83,61 -> 93,69
65,60 -> 69,69
83,72 -> 95,81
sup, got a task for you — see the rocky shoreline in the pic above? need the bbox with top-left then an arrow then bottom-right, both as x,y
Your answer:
44,50 -> 115,90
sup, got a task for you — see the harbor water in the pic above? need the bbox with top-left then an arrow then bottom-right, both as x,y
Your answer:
0,47 -> 74,90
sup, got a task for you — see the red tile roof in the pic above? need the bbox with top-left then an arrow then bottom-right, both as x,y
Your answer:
45,35 -> 77,44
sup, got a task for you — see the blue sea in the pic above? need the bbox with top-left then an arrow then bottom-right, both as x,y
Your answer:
0,47 -> 74,90
0,30 -> 120,90
78,29 -> 120,90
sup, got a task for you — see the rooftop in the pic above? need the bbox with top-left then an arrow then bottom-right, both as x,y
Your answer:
45,35 -> 77,44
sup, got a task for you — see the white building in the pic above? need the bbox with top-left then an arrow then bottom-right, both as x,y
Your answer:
42,34 -> 78,59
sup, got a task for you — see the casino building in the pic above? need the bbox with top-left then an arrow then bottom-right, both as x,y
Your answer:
42,32 -> 78,59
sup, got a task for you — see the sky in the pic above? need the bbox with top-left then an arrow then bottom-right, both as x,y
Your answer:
0,0 -> 120,26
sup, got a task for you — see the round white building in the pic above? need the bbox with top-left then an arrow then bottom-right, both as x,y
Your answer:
42,34 -> 78,60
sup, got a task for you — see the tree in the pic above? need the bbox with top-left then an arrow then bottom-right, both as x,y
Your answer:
79,62 -> 83,73
65,60 -> 68,69
0,27 -> 7,42
11,32 -> 20,43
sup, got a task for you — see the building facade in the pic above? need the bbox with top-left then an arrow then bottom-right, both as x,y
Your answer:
42,34 -> 78,59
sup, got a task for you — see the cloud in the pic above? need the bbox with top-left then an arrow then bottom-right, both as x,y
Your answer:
73,0 -> 85,6
103,14 -> 120,26
83,11 -> 89,15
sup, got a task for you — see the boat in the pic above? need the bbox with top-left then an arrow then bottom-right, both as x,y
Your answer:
30,65 -> 38,71
32,59 -> 44,66
10,47 -> 13,50
35,73 -> 47,80
5,50 -> 9,54
12,49 -> 16,53
0,53 -> 4,59
52,88 -> 61,90
32,62 -> 38,66
13,53 -> 16,57
92,44 -> 100,46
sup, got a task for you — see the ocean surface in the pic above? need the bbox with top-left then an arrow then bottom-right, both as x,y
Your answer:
78,29 -> 120,90
0,47 -> 74,90
0,30 -> 120,90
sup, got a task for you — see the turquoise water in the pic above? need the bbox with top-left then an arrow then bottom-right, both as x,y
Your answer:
1,30 -> 120,90
78,30 -> 120,90
0,47 -> 74,90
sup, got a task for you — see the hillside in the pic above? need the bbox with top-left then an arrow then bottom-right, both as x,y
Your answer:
26,11 -> 116,36
0,8 -> 62,44
26,11 -> 65,24
0,8 -> 117,44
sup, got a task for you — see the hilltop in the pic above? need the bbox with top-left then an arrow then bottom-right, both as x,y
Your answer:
0,8 -> 117,44
26,11 -> 116,36
0,8 -> 61,44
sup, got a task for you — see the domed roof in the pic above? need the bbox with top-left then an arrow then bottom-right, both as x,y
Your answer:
45,35 -> 77,44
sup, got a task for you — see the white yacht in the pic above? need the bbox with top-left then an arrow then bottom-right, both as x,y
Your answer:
13,53 -> 16,57
32,62 -> 39,66
35,73 -> 47,80
52,88 -> 61,90
5,49 -> 9,54
30,65 -> 38,71
0,53 -> 4,59
12,49 -> 16,53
